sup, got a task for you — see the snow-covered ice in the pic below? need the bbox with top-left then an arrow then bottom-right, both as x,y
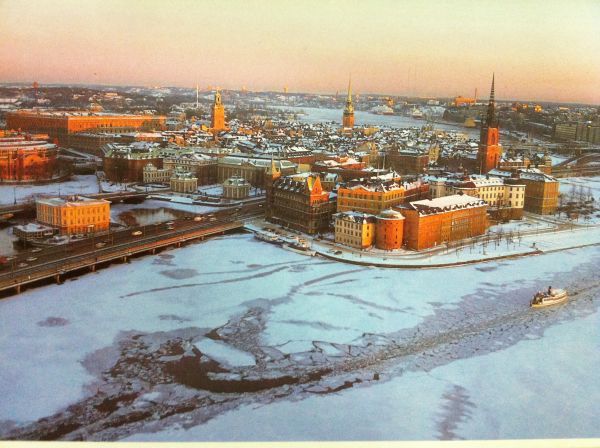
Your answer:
1,232 -> 599,440
0,175 -> 100,204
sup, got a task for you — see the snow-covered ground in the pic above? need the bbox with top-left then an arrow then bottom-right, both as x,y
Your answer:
560,175 -> 600,198
0,175 -> 100,204
198,184 -> 223,196
1,232 -> 599,441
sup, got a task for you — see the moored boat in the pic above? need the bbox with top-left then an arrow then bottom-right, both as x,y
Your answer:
530,287 -> 568,308
253,229 -> 283,245
282,238 -> 316,256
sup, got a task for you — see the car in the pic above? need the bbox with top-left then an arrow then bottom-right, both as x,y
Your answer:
18,262 -> 28,268
26,257 -> 37,262
165,221 -> 175,226
209,217 -> 217,222
95,242 -> 106,248
193,216 -> 204,222
31,248 -> 43,253
131,230 -> 143,236
166,225 -> 175,230
334,250 -> 343,255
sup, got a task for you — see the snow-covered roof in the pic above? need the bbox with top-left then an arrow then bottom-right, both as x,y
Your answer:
407,194 -> 487,216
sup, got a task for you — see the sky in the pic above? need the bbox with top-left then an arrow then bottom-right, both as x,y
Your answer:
0,0 -> 599,104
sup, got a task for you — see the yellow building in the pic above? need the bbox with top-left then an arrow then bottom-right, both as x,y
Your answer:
334,211 -> 376,249
337,183 -> 405,215
430,175 -> 525,219
36,196 -> 110,235
337,180 -> 428,215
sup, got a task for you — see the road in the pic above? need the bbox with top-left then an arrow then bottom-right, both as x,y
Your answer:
0,201 -> 265,289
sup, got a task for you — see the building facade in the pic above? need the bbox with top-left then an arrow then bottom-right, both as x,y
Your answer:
217,156 -> 296,188
222,175 -> 251,199
103,142 -> 163,183
337,179 -> 429,215
388,148 -> 430,174
163,153 -> 217,185
0,134 -> 59,183
6,110 -> 166,145
269,174 -> 336,234
334,212 -> 376,249
518,169 -> 559,215
143,162 -> 172,184
430,175 -> 525,220
170,170 -> 198,193
36,196 -> 110,235
400,195 -> 488,250
375,209 -> 405,250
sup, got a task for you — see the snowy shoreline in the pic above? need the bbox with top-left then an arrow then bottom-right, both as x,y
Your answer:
246,222 -> 600,269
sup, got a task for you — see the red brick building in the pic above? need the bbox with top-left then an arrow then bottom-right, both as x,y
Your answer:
375,209 -> 405,250
0,133 -> 59,183
399,194 -> 488,250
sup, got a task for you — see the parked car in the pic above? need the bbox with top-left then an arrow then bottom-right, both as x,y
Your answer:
95,242 -> 106,248
131,230 -> 143,236
25,257 -> 37,262
31,248 -> 43,253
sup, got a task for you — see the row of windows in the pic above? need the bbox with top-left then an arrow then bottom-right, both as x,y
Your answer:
340,192 -> 403,200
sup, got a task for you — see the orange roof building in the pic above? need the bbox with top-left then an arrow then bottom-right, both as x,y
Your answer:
6,110 -> 166,145
0,133 -> 59,183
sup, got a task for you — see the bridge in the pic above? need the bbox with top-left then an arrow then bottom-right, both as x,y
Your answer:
0,216 -> 244,297
552,153 -> 600,178
0,191 -> 150,217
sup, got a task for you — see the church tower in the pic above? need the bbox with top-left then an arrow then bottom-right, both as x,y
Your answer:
342,76 -> 355,129
211,89 -> 225,132
265,155 -> 282,220
477,75 -> 501,174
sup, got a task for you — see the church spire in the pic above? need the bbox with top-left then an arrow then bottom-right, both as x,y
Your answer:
485,74 -> 497,127
345,74 -> 353,113
214,89 -> 222,106
342,74 -> 355,129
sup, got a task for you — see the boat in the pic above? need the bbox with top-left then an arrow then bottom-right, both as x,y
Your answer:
253,229 -> 283,245
282,238 -> 316,256
411,107 -> 424,119
530,288 -> 568,308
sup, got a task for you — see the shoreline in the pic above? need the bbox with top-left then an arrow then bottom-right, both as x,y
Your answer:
246,221 -> 600,269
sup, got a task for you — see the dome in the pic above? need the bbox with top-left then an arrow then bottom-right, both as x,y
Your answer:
378,208 -> 404,220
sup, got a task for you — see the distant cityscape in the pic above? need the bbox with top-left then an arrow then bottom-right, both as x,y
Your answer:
1,74 -> 600,441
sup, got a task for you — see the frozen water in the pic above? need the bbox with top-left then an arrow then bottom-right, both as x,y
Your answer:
0,175 -> 100,204
0,231 -> 599,441
193,338 -> 256,367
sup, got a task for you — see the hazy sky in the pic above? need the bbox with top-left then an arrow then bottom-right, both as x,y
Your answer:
1,0 -> 599,104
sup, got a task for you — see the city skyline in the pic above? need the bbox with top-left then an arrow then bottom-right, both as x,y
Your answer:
1,0 -> 600,104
